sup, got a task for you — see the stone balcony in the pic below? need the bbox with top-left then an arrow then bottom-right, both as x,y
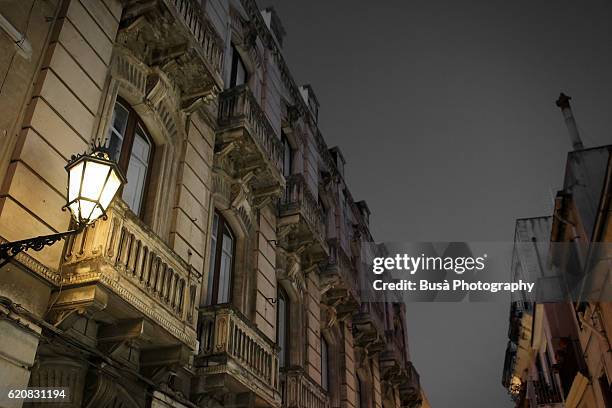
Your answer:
282,368 -> 330,408
278,174 -> 328,257
60,200 -> 200,350
352,301 -> 386,356
217,85 -> 286,204
194,304 -> 281,407
320,239 -> 360,320
398,362 -> 422,408
379,330 -> 408,386
121,0 -> 224,101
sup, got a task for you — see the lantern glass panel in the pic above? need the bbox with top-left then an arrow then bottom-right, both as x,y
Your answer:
79,200 -> 101,223
68,161 -> 84,203
81,160 -> 111,200
68,201 -> 80,222
99,169 -> 122,211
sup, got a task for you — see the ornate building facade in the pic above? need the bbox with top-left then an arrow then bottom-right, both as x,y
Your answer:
0,1 -> 423,408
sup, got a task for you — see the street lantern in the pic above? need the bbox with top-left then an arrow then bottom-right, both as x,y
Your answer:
65,149 -> 125,227
0,146 -> 125,267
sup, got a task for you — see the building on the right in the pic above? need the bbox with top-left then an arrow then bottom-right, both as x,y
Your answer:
502,94 -> 612,407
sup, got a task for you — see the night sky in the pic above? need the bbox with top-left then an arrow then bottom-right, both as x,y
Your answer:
263,1 -> 612,406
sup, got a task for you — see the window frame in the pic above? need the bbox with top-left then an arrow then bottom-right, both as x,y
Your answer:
108,97 -> 155,218
281,131 -> 292,178
321,336 -> 330,391
277,286 -> 290,368
229,45 -> 248,88
206,211 -> 236,305
356,375 -> 364,408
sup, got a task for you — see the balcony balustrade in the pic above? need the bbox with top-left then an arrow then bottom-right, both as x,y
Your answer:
61,200 -> 200,349
195,304 -> 281,407
217,85 -> 285,197
530,380 -> 562,406
278,174 -> 328,255
121,0 -> 224,97
283,368 -> 330,408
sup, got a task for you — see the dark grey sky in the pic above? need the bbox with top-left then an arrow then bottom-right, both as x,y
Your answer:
263,1 -> 612,406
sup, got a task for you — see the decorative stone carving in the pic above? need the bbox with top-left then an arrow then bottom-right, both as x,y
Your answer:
120,0 -> 224,91
84,372 -> 143,408
28,345 -> 88,408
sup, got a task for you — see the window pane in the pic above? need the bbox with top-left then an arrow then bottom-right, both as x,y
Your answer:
229,46 -> 247,87
217,227 -> 234,303
205,213 -> 219,306
122,127 -> 151,215
282,136 -> 291,177
206,215 -> 235,305
235,59 -> 246,86
107,102 -> 129,162
321,337 -> 329,391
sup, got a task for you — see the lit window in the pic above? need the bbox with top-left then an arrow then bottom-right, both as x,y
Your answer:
205,212 -> 234,305
229,45 -> 247,88
277,287 -> 289,368
107,99 -> 153,216
321,336 -> 329,391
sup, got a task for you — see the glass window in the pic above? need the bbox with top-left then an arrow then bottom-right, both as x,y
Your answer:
205,212 -> 234,305
106,99 -> 154,216
321,336 -> 329,391
282,132 -> 292,177
277,287 -> 289,368
229,45 -> 247,88
108,102 -> 129,162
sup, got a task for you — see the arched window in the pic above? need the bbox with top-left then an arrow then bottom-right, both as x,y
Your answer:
107,98 -> 154,216
277,287 -> 289,368
321,336 -> 329,391
205,212 -> 234,305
